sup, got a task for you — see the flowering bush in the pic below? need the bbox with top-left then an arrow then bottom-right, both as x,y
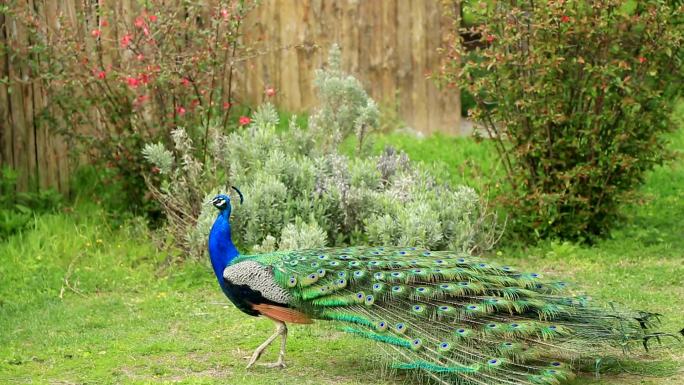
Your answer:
442,0 -> 683,240
13,1 -> 256,212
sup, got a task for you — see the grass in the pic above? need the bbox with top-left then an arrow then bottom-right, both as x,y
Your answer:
342,132 -> 500,189
0,206 -> 394,385
1,127 -> 683,384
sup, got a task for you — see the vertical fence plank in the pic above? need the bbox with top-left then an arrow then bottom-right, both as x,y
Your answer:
245,0 -> 263,107
40,0 -> 59,190
437,0 -> 461,135
295,0 -> 314,110
52,0 -> 72,192
382,1 -> 398,119
21,0 -> 39,191
340,0 -> 358,74
279,0 -> 301,111
411,0 -> 429,134
395,0 -> 414,130
0,10 -> 13,171
7,3 -> 30,190
27,0 -> 46,189
356,0 -> 371,89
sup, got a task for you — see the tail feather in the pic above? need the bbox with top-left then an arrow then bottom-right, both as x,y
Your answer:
247,246 -> 670,384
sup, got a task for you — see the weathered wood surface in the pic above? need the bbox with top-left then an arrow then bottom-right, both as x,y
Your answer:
238,0 -> 461,134
0,0 -> 461,193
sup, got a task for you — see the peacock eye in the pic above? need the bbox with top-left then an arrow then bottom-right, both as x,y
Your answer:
212,196 -> 229,208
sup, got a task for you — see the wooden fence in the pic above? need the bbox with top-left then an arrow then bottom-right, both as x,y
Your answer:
0,0 -> 461,193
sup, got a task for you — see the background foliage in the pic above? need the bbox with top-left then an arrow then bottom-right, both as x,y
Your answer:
12,0 -> 255,213
308,44 -> 379,153
1,2 -> 684,383
2,111 -> 682,385
0,167 -> 61,239
443,0 -> 684,241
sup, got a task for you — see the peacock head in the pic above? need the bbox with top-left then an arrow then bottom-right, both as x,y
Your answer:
210,186 -> 244,215
210,194 -> 231,211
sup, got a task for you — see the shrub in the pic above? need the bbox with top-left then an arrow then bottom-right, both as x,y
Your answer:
146,106 -> 499,257
143,47 -> 500,258
441,0 -> 683,240
0,167 -> 61,239
309,44 -> 379,153
12,1 -> 256,213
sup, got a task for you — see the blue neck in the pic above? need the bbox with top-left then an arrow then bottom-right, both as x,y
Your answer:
208,210 -> 239,287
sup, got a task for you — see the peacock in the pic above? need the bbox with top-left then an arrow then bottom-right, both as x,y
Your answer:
207,189 -> 678,384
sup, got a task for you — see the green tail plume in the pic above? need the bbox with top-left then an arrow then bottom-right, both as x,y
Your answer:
242,246 -> 677,385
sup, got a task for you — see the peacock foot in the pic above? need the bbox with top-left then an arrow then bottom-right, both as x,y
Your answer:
257,360 -> 286,369
245,320 -> 288,370
245,353 -> 287,369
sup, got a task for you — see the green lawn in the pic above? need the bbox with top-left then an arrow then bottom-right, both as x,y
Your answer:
1,128 -> 683,384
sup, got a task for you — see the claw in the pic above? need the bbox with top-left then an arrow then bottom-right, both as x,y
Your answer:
258,361 -> 287,369
245,352 -> 262,369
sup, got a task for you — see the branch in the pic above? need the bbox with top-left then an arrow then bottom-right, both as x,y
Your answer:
59,253 -> 85,299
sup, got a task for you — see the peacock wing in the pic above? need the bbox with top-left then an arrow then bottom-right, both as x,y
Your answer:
222,258 -> 312,323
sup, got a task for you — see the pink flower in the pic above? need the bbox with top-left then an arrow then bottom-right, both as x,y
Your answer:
221,9 -> 229,19
265,86 -> 276,97
138,73 -> 150,84
91,29 -> 101,38
176,106 -> 186,116
134,94 -> 149,108
638,56 -> 647,64
135,17 -> 146,29
148,15 -> 158,22
126,77 -> 139,88
100,20 -> 109,27
120,34 -> 133,48
223,101 -> 231,110
238,116 -> 251,126
560,15 -> 571,23
95,70 -> 106,79
181,77 -> 191,87
486,35 -> 495,43
136,53 -> 144,61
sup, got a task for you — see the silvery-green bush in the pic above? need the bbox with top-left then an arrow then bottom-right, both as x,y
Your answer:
143,47 -> 500,258
309,44 -> 379,153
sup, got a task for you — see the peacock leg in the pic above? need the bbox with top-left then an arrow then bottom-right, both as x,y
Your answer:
258,322 -> 287,368
245,320 -> 287,369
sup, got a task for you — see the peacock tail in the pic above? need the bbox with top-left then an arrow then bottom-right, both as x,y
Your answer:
233,246 -> 666,385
